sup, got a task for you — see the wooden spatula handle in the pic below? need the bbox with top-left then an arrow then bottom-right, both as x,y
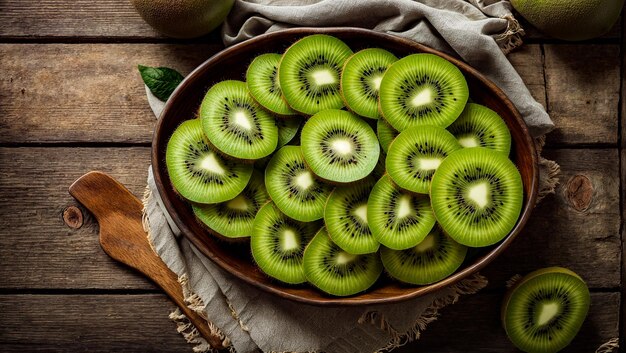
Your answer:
69,171 -> 225,350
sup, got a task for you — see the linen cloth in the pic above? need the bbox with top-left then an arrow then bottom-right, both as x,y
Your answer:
142,1 -> 556,352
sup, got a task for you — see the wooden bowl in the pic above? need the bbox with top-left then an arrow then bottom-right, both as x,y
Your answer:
152,28 -> 538,306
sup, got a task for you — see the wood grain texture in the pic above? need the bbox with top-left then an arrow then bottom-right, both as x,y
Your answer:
0,44 -> 222,144
544,44 -> 621,145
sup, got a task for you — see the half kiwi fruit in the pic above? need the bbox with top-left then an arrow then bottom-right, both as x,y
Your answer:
279,34 -> 353,115
430,147 -> 523,247
379,53 -> 469,131
200,80 -> 278,160
340,48 -> 398,119
251,201 -> 321,284
303,227 -> 383,296
447,103 -> 511,155
380,226 -> 467,285
166,119 -> 254,204
246,53 -> 298,116
377,119 -> 399,154
301,109 -> 380,183
367,174 -> 436,250
502,267 -> 590,353
265,145 -> 333,222
386,125 -> 462,194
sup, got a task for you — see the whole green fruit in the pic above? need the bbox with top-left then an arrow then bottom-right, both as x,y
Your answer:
130,0 -> 235,39
511,0 -> 624,41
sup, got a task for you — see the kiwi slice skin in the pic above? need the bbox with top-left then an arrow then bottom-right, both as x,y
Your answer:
377,119 -> 399,154
386,125 -> 462,194
166,119 -> 253,204
367,174 -> 436,250
301,109 -> 380,184
279,34 -> 353,115
324,177 -> 379,254
447,103 -> 512,155
430,147 -> 523,247
200,80 -> 278,161
379,53 -> 469,131
340,48 -> 398,119
303,227 -> 383,296
502,267 -> 590,353
246,53 -> 298,116
251,201 -> 321,284
380,226 -> 467,285
265,145 -> 333,222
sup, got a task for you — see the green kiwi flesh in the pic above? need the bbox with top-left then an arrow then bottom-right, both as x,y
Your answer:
192,170 -> 268,239
379,53 -> 469,131
377,119 -> 399,154
251,201 -> 320,284
324,178 -> 379,254
279,34 -> 353,115
367,175 -> 436,250
303,227 -> 382,296
340,48 -> 398,119
200,80 -> 278,160
502,267 -> 590,353
430,147 -> 523,247
380,226 -> 467,285
275,115 -> 302,148
301,109 -> 380,183
386,125 -> 462,194
246,53 -> 298,116
166,119 -> 254,204
447,103 -> 511,155
265,146 -> 333,222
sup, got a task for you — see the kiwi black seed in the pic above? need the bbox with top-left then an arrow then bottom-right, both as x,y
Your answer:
379,53 -> 469,131
377,119 -> 399,154
380,226 -> 467,285
246,53 -> 298,116
200,80 -> 278,160
340,48 -> 398,119
386,125 -> 462,194
303,227 -> 382,296
301,109 -> 380,183
502,267 -> 590,353
193,169 -> 268,239
279,34 -> 353,115
447,103 -> 512,155
367,174 -> 437,250
324,177 -> 379,254
251,201 -> 321,284
265,145 -> 333,222
165,119 -> 253,204
430,147 -> 523,247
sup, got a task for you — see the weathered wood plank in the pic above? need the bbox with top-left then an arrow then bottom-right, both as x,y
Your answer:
543,44 -> 621,145
0,44 -> 222,144
508,44 -> 546,108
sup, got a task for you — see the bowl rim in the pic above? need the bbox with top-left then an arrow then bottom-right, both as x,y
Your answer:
152,27 -> 539,306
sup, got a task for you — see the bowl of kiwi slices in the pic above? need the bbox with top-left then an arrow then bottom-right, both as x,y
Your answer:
152,27 -> 538,305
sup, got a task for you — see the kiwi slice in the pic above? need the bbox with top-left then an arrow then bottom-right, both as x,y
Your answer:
386,125 -> 462,194
166,119 -> 253,204
275,116 -> 302,148
303,227 -> 383,296
265,145 -> 333,222
200,80 -> 278,160
502,267 -> 590,353
301,109 -> 380,183
324,178 -> 379,254
380,226 -> 467,285
251,201 -> 320,284
246,53 -> 298,116
367,175 -> 436,250
377,119 -> 399,154
192,170 -> 268,239
430,147 -> 523,247
340,48 -> 398,119
447,103 -> 512,155
279,34 -> 353,115
379,53 -> 469,131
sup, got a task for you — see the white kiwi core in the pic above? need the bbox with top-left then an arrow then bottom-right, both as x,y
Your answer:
233,111 -> 252,130
536,302 -> 560,327
415,233 -> 436,253
281,229 -> 299,251
419,158 -> 442,171
226,195 -> 249,211
458,136 -> 480,148
411,88 -> 433,107
467,182 -> 489,208
397,195 -> 413,219
200,154 -> 225,175
295,171 -> 314,190
336,251 -> 356,265
332,139 -> 353,155
311,69 -> 336,86
372,75 -> 383,91
353,204 -> 368,223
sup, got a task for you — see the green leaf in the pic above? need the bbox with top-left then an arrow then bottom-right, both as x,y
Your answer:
138,65 -> 184,101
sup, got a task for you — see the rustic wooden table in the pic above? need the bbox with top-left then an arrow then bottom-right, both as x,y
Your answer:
0,2 -> 623,352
